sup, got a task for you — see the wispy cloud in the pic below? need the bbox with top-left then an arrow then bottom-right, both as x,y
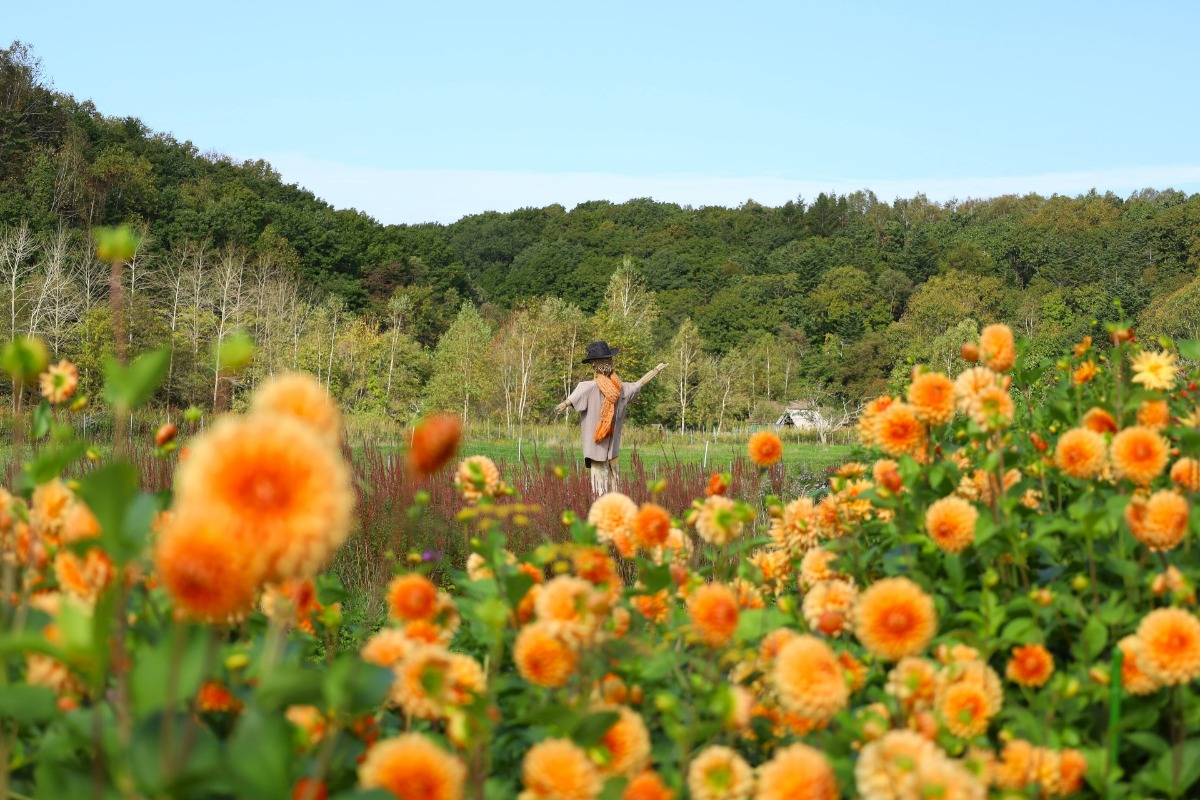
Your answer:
263,154 -> 1200,226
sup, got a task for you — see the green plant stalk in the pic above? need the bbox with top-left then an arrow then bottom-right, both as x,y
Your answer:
1106,646 -> 1123,795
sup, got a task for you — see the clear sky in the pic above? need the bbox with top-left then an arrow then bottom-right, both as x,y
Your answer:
6,1 -> 1200,224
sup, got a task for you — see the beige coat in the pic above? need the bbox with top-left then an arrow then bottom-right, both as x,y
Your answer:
567,378 -> 644,462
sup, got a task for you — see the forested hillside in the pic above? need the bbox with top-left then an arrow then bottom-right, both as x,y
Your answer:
3,40 -> 1200,432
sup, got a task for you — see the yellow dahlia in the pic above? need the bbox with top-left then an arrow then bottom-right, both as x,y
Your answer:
686,746 -> 752,800
769,497 -> 817,556
455,455 -> 501,502
1131,350 -> 1178,391
694,495 -> 743,546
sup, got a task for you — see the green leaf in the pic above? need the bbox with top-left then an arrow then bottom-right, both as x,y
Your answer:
19,439 -> 86,489
317,573 -> 351,606
104,348 -> 170,409
636,561 -> 673,594
254,666 -> 325,711
323,655 -> 394,715
1178,339 -> 1200,361
130,625 -> 211,716
76,462 -> 140,562
0,684 -> 56,724
31,399 -> 51,440
1079,616 -> 1108,662
228,707 -> 293,800
129,711 -> 222,796
572,711 -> 620,748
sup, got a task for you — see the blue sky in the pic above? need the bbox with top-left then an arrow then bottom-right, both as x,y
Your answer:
7,1 -> 1200,223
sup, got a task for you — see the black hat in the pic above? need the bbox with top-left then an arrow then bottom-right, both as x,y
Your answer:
582,340 -> 619,363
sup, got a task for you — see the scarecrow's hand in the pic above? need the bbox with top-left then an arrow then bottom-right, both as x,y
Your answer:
554,399 -> 571,414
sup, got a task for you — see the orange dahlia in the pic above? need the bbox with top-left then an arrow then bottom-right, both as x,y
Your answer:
39,359 -> 78,404
155,512 -> 258,622
756,742 -> 837,800
53,548 -> 114,606
596,705 -> 651,777
954,367 -> 1006,413
855,577 -> 937,661
1134,608 -> 1200,685
884,657 -> 938,712
174,414 -> 353,580
1081,406 -> 1118,435
872,459 -> 903,494
801,579 -> 857,638
1006,644 -> 1054,688
772,635 -> 849,722
874,402 -> 926,458
686,746 -> 753,800
536,576 -> 600,645
924,496 -> 977,553
978,324 -> 1016,372
1111,425 -> 1169,485
858,396 -> 896,447
623,772 -> 674,800
912,756 -> 985,800
196,681 -> 242,714
455,455 -> 501,502
361,629 -> 414,668
937,680 -> 991,738
514,622 -> 578,688
358,733 -> 465,800
1072,361 -> 1098,385
407,414 -> 462,476
908,371 -> 956,426
688,583 -> 739,648
967,384 -> 1014,430
387,573 -> 439,621
1125,490 -> 1189,552
1054,428 -> 1108,479
770,497 -> 817,556
251,372 -> 342,448
759,627 -> 800,662
706,472 -> 729,497
60,502 -> 100,545
1138,399 -> 1171,430
520,738 -> 602,800
748,430 -> 784,467
573,547 -> 618,586
799,547 -> 843,589
394,645 -> 485,719
855,730 -> 938,800
1171,457 -> 1200,492
30,479 -> 73,539
1117,635 -> 1159,694
634,503 -> 672,549
588,492 -> 638,550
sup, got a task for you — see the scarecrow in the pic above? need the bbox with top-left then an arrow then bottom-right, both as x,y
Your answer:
555,340 -> 666,495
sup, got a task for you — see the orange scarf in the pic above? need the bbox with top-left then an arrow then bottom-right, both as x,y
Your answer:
593,372 -> 623,443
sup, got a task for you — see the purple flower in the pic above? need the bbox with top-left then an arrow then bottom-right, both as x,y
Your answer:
422,550 -> 443,562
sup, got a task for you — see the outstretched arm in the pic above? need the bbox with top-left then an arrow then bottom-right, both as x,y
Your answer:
554,398 -> 571,414
638,363 -> 668,385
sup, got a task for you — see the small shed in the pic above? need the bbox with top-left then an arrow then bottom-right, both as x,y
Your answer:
775,406 -> 829,431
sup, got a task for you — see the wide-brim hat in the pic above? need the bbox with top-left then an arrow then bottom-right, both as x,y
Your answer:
582,340 -> 619,363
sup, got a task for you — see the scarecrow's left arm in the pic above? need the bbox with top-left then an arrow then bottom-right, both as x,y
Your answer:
638,363 -> 668,385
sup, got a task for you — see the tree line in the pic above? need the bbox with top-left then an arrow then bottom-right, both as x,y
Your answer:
3,40 -> 1200,433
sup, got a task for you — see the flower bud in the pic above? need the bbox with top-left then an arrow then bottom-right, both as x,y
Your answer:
225,652 -> 250,671
961,343 -> 979,362
983,569 -> 999,588
155,423 -> 178,447
1071,575 -> 1089,592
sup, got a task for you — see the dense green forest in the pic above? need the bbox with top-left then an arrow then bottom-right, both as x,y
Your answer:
3,40 -> 1200,432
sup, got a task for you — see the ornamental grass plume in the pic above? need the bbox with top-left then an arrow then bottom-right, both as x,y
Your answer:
801,579 -> 857,637
386,573 -> 439,621
514,622 -> 579,688
588,492 -> 638,552
39,359 -> 78,404
455,455 -> 501,502
686,745 -> 753,800
978,324 -> 1016,372
907,370 -> 956,425
1110,425 -> 1169,485
755,742 -> 838,800
406,413 -> 462,476
873,402 -> 926,458
1170,457 -> 1200,491
1081,406 -> 1118,434
520,738 -> 603,800
173,414 -> 353,581
633,502 -> 672,549
694,495 -> 743,545
924,495 -> 978,553
154,511 -> 258,623
1133,607 -> 1200,686
855,577 -> 937,661
1124,490 -> 1189,552
748,430 -> 783,467
688,583 -> 740,648
1053,428 -> 1108,480
772,635 -> 850,722
358,733 -> 466,800
1130,349 -> 1178,391
595,705 -> 651,777
1005,644 -> 1055,688
251,372 -> 342,448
